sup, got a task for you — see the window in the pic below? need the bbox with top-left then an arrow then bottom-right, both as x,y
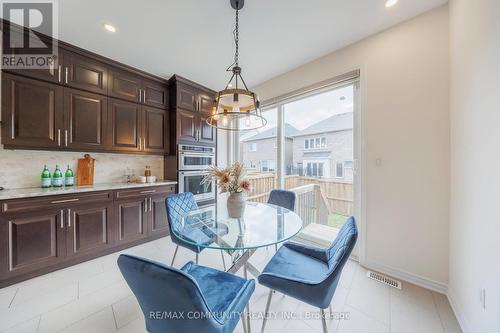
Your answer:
304,136 -> 327,150
305,162 -> 325,177
336,162 -> 344,178
247,143 -> 257,152
261,160 -> 276,172
344,161 -> 353,169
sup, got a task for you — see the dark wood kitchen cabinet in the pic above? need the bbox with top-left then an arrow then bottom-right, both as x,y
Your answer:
142,106 -> 169,154
114,198 -> 148,243
142,79 -> 169,109
0,208 -> 66,280
108,69 -> 142,103
64,88 -> 108,150
63,51 -> 108,94
108,98 -> 142,152
170,76 -> 216,146
0,185 -> 173,287
65,202 -> 115,257
1,73 -> 64,149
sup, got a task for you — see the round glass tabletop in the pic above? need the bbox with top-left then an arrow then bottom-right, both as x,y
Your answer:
173,201 -> 304,251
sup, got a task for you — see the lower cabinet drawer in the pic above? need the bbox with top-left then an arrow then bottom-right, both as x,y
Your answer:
114,186 -> 174,200
1,191 -> 113,213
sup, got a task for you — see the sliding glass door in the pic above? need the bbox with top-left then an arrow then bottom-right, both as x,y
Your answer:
234,78 -> 359,237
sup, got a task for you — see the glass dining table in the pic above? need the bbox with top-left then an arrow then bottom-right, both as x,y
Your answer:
172,200 -> 304,278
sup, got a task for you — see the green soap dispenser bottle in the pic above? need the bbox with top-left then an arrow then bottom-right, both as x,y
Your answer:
52,165 -> 63,188
65,165 -> 74,186
41,165 -> 51,188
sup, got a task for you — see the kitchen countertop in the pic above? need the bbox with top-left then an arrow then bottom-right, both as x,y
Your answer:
0,180 -> 177,201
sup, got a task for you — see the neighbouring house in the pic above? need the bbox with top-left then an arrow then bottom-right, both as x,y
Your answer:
290,112 -> 353,180
240,124 -> 298,172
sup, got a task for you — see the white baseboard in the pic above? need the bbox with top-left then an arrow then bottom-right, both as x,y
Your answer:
363,259 -> 448,294
447,288 -> 471,333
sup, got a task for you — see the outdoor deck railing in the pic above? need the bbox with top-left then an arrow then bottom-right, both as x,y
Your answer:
246,173 -> 353,217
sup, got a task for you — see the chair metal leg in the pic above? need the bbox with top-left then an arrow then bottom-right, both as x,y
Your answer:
320,308 -> 328,333
261,290 -> 273,333
221,250 -> 227,271
243,266 -> 251,333
195,253 -> 199,264
274,244 -> 278,252
329,304 -> 333,317
171,245 -> 179,266
241,310 -> 248,333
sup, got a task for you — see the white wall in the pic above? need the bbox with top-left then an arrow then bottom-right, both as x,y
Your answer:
253,6 -> 450,289
449,0 -> 500,332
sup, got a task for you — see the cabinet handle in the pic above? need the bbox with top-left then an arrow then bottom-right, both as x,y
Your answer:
64,130 -> 68,147
149,198 -> 152,212
58,65 -> 62,83
67,208 -> 71,227
139,137 -> 142,150
51,198 -> 79,204
65,67 -> 69,84
60,210 -> 64,229
139,89 -> 142,103
57,129 -> 61,146
144,198 -> 148,213
140,190 -> 156,194
143,90 -> 146,103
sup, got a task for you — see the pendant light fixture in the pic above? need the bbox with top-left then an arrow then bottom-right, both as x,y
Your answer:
206,0 -> 267,131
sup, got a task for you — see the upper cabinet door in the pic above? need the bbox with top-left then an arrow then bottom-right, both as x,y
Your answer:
108,98 -> 142,152
64,52 -> 108,94
142,106 -> 169,154
108,69 -> 141,103
177,110 -> 197,143
198,91 -> 214,115
142,80 -> 168,109
177,84 -> 197,112
63,88 -> 108,151
199,115 -> 216,145
1,73 -> 63,149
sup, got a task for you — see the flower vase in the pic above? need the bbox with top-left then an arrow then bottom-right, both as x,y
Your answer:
227,192 -> 246,218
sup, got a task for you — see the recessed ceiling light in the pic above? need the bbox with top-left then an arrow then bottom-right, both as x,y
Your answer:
385,0 -> 398,8
104,24 -> 116,33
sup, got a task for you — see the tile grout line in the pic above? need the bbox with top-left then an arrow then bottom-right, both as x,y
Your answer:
36,315 -> 41,333
7,288 -> 19,308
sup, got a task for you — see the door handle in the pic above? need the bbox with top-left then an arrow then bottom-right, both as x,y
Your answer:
65,130 -> 68,147
143,90 -> 146,103
58,65 -> 62,83
139,89 -> 142,103
149,197 -> 153,212
57,129 -> 61,146
67,208 -> 71,227
65,67 -> 69,84
60,210 -> 64,229
144,198 -> 148,213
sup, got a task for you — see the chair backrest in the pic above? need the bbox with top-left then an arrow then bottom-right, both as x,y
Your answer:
117,254 -> 220,333
165,192 -> 198,235
327,216 -> 358,274
268,189 -> 296,211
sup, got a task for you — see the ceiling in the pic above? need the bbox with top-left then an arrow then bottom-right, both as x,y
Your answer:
58,0 -> 447,89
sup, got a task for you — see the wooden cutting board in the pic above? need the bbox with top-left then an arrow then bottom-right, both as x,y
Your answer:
77,154 -> 95,185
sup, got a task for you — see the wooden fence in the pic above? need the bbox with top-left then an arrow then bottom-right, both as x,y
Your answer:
246,173 -> 353,216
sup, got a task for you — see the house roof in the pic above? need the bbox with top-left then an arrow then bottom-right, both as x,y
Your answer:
242,124 -> 299,142
291,112 -> 353,137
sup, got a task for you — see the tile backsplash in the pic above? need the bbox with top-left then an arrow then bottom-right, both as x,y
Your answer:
0,148 -> 164,189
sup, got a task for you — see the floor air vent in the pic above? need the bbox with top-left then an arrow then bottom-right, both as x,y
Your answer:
367,271 -> 402,289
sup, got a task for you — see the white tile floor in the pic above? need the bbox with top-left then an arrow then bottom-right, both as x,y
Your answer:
0,237 -> 462,333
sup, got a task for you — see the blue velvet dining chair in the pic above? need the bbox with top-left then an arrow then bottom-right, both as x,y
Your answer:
258,217 -> 358,333
166,192 -> 226,269
267,189 -> 296,251
267,189 -> 296,211
118,254 -> 255,333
